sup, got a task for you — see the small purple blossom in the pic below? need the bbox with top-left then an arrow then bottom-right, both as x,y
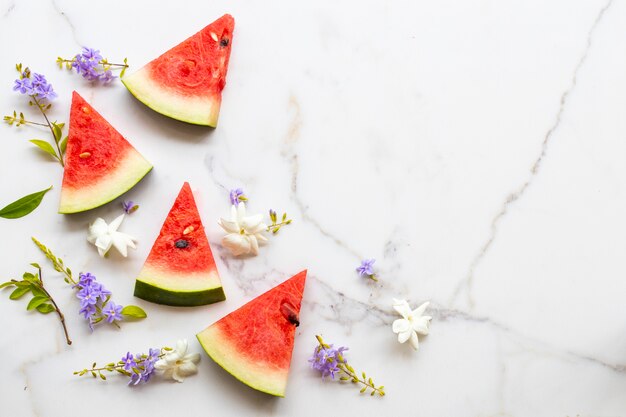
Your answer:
102,301 -> 123,323
122,352 -> 137,372
128,348 -> 160,385
79,303 -> 96,319
356,259 -> 376,277
229,188 -> 246,205
13,70 -> 57,101
122,200 -> 139,214
70,47 -> 118,83
309,344 -> 348,379
13,78 -> 32,94
77,286 -> 99,307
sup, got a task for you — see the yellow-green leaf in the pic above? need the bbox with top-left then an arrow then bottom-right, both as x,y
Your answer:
121,305 -> 147,319
27,296 -> 49,310
0,186 -> 52,219
29,140 -> 59,161
36,303 -> 55,314
9,286 -> 30,300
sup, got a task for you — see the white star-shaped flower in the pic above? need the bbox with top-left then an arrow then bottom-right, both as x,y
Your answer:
392,298 -> 432,350
87,214 -> 137,257
218,202 -> 268,256
154,339 -> 201,383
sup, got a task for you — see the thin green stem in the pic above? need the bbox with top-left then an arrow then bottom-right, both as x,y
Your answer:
36,268 -> 71,345
31,96 -> 64,167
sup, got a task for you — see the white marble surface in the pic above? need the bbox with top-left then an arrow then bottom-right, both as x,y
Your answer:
1,0 -> 626,415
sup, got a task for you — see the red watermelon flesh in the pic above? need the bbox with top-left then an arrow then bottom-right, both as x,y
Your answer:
59,91 -> 152,214
122,14 -> 235,126
134,182 -> 225,306
196,270 -> 307,397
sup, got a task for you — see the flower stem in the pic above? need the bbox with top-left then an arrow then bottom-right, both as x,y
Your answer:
337,364 -> 384,396
31,96 -> 64,167
37,268 -> 71,345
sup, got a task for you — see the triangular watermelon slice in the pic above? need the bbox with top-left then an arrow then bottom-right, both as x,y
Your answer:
196,270 -> 307,397
59,91 -> 152,214
122,14 -> 235,127
134,182 -> 225,306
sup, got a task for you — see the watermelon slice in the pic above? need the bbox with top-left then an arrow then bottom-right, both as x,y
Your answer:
122,14 -> 235,127
196,270 -> 307,397
134,182 -> 225,306
59,91 -> 152,214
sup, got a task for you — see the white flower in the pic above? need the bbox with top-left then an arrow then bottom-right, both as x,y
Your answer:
218,202 -> 268,256
87,214 -> 137,257
154,339 -> 201,383
392,299 -> 432,350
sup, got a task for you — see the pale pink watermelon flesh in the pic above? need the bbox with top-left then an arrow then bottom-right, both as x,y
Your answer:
59,91 -> 152,214
122,14 -> 235,126
134,182 -> 225,306
196,270 -> 307,397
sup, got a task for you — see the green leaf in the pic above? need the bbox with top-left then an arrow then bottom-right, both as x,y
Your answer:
27,296 -> 49,310
9,286 -> 31,300
121,305 -> 147,319
30,285 -> 46,298
0,186 -> 52,219
59,136 -> 68,154
52,123 -> 62,143
29,140 -> 59,161
0,281 -> 16,289
36,303 -> 55,314
30,262 -> 41,269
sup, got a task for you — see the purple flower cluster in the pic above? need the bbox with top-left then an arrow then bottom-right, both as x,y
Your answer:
123,348 -> 161,386
75,272 -> 122,330
356,259 -> 376,277
13,71 -> 57,101
72,47 -> 115,84
229,188 -> 245,205
309,344 -> 349,379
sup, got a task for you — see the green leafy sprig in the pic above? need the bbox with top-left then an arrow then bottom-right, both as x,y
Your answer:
32,237 -> 147,326
268,209 -> 293,234
0,186 -> 52,219
314,335 -> 385,397
5,64 -> 67,166
0,265 -> 72,345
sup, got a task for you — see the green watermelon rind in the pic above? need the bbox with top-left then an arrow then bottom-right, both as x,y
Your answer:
196,326 -> 288,397
134,279 -> 225,307
122,69 -> 221,127
59,153 -> 153,214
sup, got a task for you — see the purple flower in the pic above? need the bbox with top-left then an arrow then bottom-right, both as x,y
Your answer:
100,69 -> 116,84
229,188 -> 245,205
90,281 -> 112,300
128,348 -> 160,385
76,286 -> 99,307
79,303 -> 96,319
72,47 -> 103,81
13,71 -> 56,101
122,352 -> 137,371
309,344 -> 348,379
76,272 -> 96,288
122,200 -> 139,214
102,301 -> 123,323
13,78 -> 32,94
356,259 -> 376,277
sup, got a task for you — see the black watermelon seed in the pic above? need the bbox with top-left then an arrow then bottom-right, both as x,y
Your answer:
175,239 -> 189,248
220,38 -> 230,47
